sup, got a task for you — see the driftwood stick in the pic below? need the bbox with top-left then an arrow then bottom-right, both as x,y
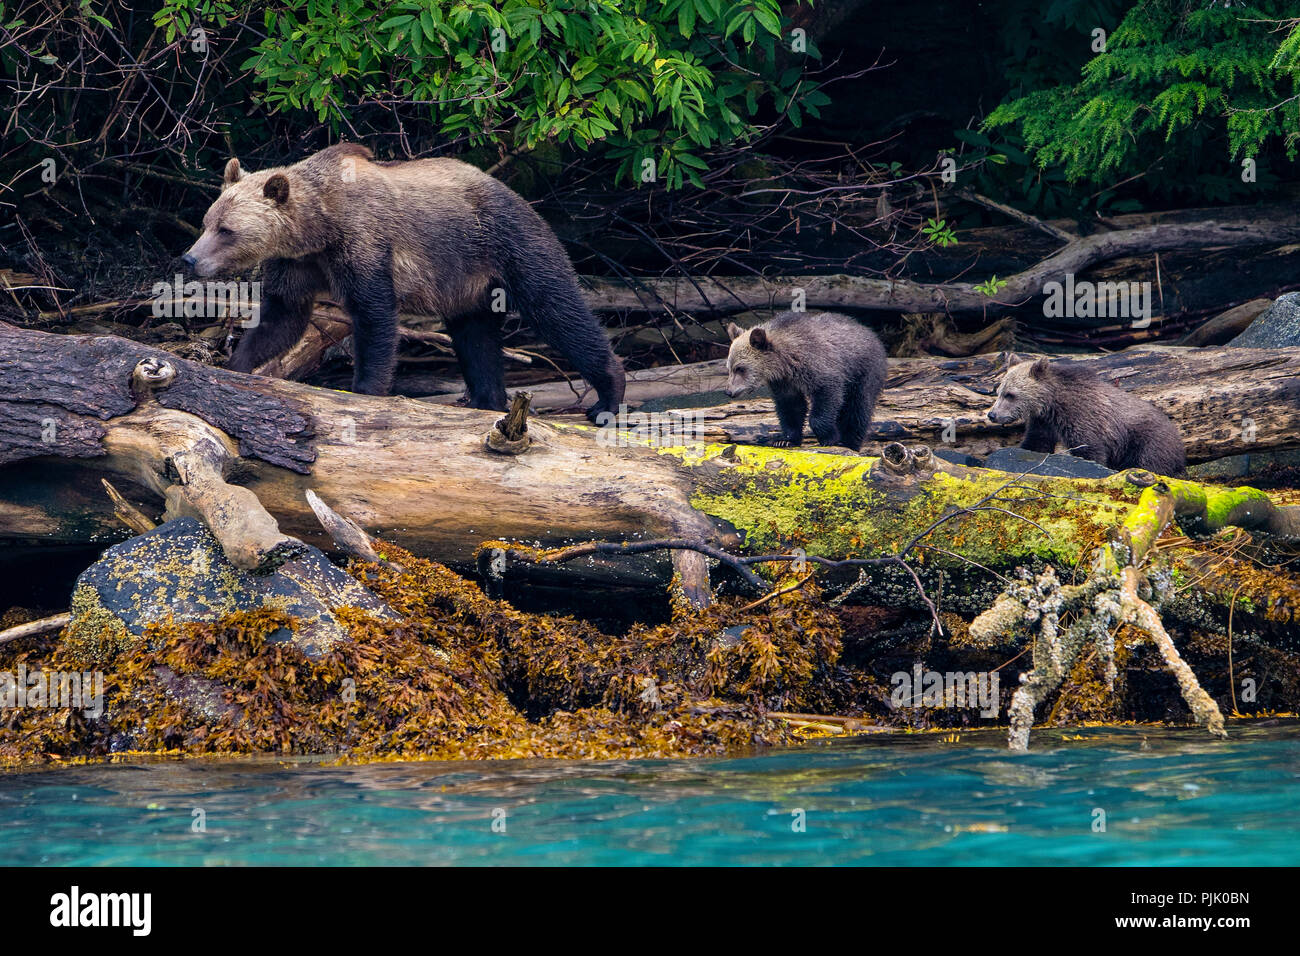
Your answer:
101,479 -> 157,534
0,613 -> 72,646
162,433 -> 305,573
485,392 -> 533,454
581,209 -> 1300,315
400,328 -> 533,365
1120,567 -> 1227,739
305,489 -> 402,571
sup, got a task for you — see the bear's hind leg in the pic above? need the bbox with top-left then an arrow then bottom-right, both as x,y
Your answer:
808,386 -> 846,448
836,377 -> 880,452
500,252 -> 624,422
530,315 -> 624,423
446,312 -> 509,411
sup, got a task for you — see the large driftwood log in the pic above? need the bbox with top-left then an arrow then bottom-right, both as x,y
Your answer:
0,322 -> 725,580
2,322 -> 1297,616
421,346 -> 1300,463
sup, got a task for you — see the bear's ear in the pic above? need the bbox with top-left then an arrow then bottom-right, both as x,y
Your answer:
1029,357 -> 1051,379
750,327 -> 770,350
263,174 -> 291,205
726,322 -> 744,341
1003,350 -> 1019,367
223,158 -> 243,187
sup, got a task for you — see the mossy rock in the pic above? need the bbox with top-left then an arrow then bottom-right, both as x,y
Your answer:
64,517 -> 395,665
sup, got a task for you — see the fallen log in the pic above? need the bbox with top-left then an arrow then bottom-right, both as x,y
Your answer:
1,322 -> 1296,621
422,345 -> 1300,464
579,208 -> 1300,316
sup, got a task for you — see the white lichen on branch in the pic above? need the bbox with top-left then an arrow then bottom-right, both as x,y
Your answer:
972,473 -> 1245,750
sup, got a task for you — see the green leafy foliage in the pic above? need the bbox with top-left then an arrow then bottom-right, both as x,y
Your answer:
151,0 -> 826,188
922,217 -> 958,248
985,1 -> 1299,192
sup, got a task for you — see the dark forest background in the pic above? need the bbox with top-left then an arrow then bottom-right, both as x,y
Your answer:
1,0 -> 1298,370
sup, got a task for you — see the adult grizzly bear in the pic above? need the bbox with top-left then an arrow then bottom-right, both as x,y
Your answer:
987,355 -> 1186,476
181,143 -> 625,420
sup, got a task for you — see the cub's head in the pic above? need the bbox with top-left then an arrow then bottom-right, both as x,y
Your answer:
987,355 -> 1054,424
181,159 -> 307,277
725,323 -> 782,398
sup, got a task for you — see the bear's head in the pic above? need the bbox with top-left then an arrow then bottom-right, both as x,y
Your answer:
987,354 -> 1053,424
181,159 -> 311,277
725,323 -> 784,397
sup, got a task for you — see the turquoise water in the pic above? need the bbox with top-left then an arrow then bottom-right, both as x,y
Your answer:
3,721 -> 1298,865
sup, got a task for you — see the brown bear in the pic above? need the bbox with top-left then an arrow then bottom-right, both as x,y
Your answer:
725,310 -> 888,451
986,355 -> 1186,475
181,143 -> 625,421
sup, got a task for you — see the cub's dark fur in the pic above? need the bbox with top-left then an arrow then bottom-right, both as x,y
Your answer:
987,356 -> 1186,476
182,143 -> 624,420
726,310 -> 888,451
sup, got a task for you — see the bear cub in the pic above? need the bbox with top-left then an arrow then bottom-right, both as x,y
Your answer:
987,355 -> 1186,476
725,310 -> 888,451
182,143 -> 624,422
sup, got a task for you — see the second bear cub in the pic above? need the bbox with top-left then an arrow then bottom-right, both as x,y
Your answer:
725,311 -> 888,451
987,355 -> 1186,475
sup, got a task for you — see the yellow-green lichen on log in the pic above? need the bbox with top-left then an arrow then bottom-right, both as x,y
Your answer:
660,443 -> 1139,570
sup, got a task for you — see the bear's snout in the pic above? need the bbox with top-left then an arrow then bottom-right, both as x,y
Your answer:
180,253 -> 197,270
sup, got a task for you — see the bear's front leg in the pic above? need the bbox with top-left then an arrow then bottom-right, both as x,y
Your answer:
1020,417 -> 1058,454
771,385 -> 807,447
227,260 -> 320,373
808,387 -> 845,447
339,265 -> 399,396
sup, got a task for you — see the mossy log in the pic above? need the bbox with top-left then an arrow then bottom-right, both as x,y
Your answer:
1,322 -> 1296,619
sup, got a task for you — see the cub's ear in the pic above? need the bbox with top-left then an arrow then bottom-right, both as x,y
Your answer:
750,327 -> 770,350
1003,350 -> 1019,367
223,158 -> 243,187
1029,357 -> 1051,379
263,174 -> 290,204
726,322 -> 744,341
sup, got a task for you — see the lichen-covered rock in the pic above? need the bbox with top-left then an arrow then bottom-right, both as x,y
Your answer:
63,517 -> 394,664
1229,292 -> 1300,348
